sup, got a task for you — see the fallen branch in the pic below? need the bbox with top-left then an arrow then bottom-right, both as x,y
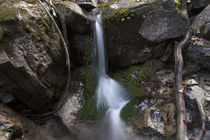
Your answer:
174,28 -> 192,140
194,98 -> 206,140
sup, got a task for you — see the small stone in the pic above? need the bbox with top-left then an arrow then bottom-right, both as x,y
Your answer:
183,79 -> 198,86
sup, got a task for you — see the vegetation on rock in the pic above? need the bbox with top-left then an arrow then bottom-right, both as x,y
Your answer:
114,60 -> 164,123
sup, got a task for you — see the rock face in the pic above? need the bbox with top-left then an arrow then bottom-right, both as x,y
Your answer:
58,68 -> 85,122
191,0 -> 210,9
192,4 -> 210,32
139,8 -> 188,42
0,1 -> 67,112
0,104 -> 39,140
184,36 -> 210,69
102,0 -> 188,68
56,1 -> 94,67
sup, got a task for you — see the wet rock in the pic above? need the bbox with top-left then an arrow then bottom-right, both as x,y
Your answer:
192,4 -> 210,32
0,1 -> 67,112
184,36 -> 210,69
56,1 -> 94,66
203,130 -> 210,140
108,0 -> 149,9
56,1 -> 94,34
0,104 -> 39,140
184,80 -> 207,105
58,69 -> 85,122
132,98 -> 175,138
0,88 -> 13,104
155,70 -> 174,85
39,116 -> 76,140
191,0 -> 210,10
103,0 -> 184,68
139,8 -> 188,42
202,22 -> 210,40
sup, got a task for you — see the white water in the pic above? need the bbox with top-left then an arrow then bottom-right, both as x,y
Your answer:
94,13 -> 129,140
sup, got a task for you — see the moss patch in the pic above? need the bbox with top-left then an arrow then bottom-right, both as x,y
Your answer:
99,1 -> 115,8
0,8 -> 17,21
24,0 -> 37,4
174,0 -> 181,7
103,8 -> 134,22
113,60 -> 164,123
77,67 -> 103,120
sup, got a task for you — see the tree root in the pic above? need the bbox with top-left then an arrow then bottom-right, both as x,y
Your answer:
194,98 -> 206,140
174,28 -> 192,140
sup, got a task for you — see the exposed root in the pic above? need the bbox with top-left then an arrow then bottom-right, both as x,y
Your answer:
194,98 -> 206,140
174,28 -> 192,140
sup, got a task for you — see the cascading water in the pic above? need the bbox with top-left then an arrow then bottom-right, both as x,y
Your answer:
94,12 -> 130,140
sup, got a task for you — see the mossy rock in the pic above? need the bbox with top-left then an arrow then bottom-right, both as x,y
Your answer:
102,8 -> 134,22
24,0 -> 37,4
77,67 -> 105,120
99,1 -> 115,8
174,0 -> 181,7
113,60 -> 164,123
0,8 -> 17,21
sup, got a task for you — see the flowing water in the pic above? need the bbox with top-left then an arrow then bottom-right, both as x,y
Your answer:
94,13 -> 130,140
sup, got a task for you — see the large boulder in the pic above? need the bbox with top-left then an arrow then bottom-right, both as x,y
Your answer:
56,1 -> 95,66
0,1 -> 67,112
102,0 -> 188,68
192,4 -> 210,33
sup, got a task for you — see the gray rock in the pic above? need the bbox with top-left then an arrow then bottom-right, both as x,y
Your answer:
139,9 -> 188,42
203,130 -> 210,140
0,1 -> 67,112
192,4 -> 210,32
103,0 -> 187,68
184,37 -> 210,69
56,1 -> 95,34
58,76 -> 85,122
191,0 -> 210,9
203,22 -> 210,40
0,104 -> 39,140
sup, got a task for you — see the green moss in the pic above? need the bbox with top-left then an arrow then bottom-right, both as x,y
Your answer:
114,65 -> 149,122
77,67 -> 101,120
103,8 -> 134,21
24,0 -> 37,4
0,25 -> 4,41
174,0 -> 181,7
200,21 -> 210,37
99,1 -> 115,8
0,8 -> 17,21
61,1 -> 71,8
114,60 -> 164,123
77,94 -> 98,120
114,65 -> 149,99
120,98 -> 139,123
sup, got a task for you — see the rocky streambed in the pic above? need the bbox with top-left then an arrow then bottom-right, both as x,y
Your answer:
0,0 -> 210,140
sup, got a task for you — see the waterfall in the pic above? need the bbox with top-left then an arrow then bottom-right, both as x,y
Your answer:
94,12 -> 130,140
